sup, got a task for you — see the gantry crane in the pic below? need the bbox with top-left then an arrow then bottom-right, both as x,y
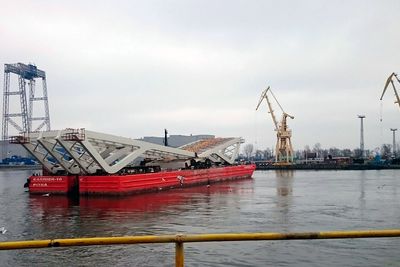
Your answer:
380,72 -> 400,109
256,86 -> 294,164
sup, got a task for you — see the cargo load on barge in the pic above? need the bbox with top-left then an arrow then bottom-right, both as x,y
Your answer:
11,128 -> 255,196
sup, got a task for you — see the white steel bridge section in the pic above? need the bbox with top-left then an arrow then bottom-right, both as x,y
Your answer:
11,129 -> 243,175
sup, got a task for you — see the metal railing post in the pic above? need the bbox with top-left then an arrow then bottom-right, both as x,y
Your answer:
175,241 -> 184,267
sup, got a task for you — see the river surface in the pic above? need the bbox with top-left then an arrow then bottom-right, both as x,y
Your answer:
0,169 -> 400,266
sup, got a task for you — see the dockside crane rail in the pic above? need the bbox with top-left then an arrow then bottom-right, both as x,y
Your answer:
380,72 -> 400,109
256,86 -> 294,164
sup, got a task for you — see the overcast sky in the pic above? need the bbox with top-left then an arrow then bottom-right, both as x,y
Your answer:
0,0 -> 399,151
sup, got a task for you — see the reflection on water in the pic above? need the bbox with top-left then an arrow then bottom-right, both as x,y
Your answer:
274,170 -> 294,229
1,170 -> 400,266
359,170 -> 366,219
28,179 -> 255,223
275,170 -> 294,197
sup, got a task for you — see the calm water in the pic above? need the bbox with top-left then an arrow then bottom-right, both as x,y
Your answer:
1,169 -> 400,266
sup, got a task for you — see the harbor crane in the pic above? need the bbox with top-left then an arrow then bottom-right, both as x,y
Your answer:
380,72 -> 400,109
256,86 -> 294,164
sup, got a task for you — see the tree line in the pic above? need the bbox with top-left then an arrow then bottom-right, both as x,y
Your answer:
241,142 -> 399,161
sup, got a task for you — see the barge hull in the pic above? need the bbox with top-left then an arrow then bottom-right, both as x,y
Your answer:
29,165 -> 256,196
80,165 -> 256,196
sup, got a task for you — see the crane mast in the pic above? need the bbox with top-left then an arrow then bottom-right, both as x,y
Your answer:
380,72 -> 400,109
256,86 -> 294,164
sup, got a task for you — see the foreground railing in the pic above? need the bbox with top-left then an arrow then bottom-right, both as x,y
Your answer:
1,229 -> 400,266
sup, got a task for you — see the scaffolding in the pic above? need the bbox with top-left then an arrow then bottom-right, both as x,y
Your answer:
2,63 -> 51,141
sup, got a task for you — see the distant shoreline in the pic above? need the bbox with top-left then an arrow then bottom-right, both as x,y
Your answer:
0,165 -> 42,171
2,163 -> 399,172
255,163 -> 400,171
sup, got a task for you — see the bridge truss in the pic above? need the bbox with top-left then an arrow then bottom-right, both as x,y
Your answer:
11,129 -> 243,175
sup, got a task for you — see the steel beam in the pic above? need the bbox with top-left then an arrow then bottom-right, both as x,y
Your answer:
13,129 -> 244,174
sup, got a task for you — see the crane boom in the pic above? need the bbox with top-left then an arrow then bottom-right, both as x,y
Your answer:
255,87 -> 268,110
380,72 -> 400,108
256,87 -> 278,130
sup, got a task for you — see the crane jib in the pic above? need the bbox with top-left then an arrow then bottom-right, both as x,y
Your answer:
380,72 -> 400,109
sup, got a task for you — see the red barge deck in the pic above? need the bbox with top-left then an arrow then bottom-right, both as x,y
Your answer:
13,128 -> 255,196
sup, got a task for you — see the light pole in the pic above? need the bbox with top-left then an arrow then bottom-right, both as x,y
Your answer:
358,115 -> 365,158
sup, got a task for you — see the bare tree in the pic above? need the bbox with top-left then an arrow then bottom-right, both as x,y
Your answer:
304,145 -> 310,152
342,149 -> 352,157
381,144 -> 392,159
255,149 -> 264,160
313,143 -> 322,157
243,144 -> 254,160
263,148 -> 273,159
328,147 -> 340,157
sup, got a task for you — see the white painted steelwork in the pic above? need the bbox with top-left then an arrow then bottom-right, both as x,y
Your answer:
11,129 -> 243,174
181,138 -> 242,165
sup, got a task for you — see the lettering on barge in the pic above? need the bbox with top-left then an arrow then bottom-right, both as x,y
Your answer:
32,183 -> 48,187
32,177 -> 63,182
31,177 -> 64,187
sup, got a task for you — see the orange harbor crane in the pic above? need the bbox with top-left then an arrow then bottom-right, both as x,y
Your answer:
256,86 -> 294,165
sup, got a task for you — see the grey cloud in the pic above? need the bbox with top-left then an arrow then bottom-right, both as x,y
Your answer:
0,0 -> 399,151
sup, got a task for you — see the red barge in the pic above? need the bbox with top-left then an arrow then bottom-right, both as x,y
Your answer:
29,165 -> 255,195
13,129 -> 255,196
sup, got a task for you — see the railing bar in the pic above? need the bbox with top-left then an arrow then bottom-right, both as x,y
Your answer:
1,230 -> 400,251
2,230 -> 400,267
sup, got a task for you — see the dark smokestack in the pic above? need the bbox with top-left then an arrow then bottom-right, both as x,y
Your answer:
164,129 -> 168,146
